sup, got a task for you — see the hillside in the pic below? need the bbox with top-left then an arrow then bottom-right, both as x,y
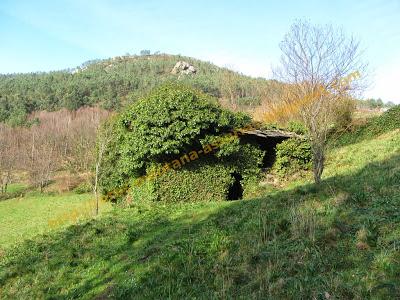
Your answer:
0,190 -> 112,249
0,54 -> 279,125
1,108 -> 399,299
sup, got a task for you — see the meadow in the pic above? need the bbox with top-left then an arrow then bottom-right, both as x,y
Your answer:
0,191 -> 111,250
1,10 -> 399,300
0,116 -> 398,299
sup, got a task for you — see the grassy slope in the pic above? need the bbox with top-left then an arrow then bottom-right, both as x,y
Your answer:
0,131 -> 399,298
0,192 -> 111,249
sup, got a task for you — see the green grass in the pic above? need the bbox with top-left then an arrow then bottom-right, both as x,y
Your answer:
0,183 -> 29,201
329,105 -> 400,148
4,183 -> 26,194
0,192 -> 111,249
0,123 -> 399,298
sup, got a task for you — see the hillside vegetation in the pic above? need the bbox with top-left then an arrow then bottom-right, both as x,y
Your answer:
0,54 -> 279,125
330,105 -> 400,148
0,192 -> 111,249
1,107 -> 399,299
98,83 -> 262,203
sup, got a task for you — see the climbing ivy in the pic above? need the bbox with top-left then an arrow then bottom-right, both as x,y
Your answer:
99,82 -> 262,202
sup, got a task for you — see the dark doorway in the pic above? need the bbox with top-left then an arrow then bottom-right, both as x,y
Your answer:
227,172 -> 243,200
240,134 -> 288,169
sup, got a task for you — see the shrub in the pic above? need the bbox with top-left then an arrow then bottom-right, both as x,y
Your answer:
73,181 -> 93,194
333,97 -> 356,129
286,121 -> 307,135
330,104 -> 400,147
99,82 -> 254,201
273,138 -> 313,176
365,105 -> 400,133
235,96 -> 261,106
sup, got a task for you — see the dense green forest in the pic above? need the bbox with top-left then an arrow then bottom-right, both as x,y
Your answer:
1,52 -> 393,127
0,53 -> 280,125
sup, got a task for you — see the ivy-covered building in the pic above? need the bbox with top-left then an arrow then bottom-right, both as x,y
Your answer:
99,83 -> 294,203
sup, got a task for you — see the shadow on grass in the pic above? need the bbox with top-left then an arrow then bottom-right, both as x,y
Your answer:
0,154 -> 399,299
0,185 -> 34,202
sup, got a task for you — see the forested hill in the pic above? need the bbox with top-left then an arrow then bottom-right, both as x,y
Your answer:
0,53 -> 279,125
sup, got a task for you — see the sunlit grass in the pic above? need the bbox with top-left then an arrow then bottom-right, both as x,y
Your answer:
0,192 -> 111,249
0,128 -> 399,299
3,183 -> 26,194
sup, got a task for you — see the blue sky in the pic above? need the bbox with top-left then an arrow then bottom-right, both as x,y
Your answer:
1,0 -> 399,103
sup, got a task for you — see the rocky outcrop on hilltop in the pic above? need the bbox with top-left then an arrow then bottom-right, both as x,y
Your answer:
171,61 -> 197,75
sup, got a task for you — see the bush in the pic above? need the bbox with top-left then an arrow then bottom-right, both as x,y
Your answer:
235,96 -> 261,106
333,98 -> 356,129
365,104 -> 400,133
73,182 -> 93,194
330,105 -> 400,147
99,83 -> 254,201
273,138 -> 313,176
286,121 -> 307,135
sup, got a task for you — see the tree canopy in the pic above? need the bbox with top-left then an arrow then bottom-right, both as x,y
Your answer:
0,54 -> 277,125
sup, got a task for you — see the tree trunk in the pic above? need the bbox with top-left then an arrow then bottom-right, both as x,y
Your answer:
94,162 -> 99,216
4,171 -> 10,193
312,147 -> 325,184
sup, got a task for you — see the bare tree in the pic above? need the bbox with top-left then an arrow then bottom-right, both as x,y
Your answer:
60,108 -> 110,184
93,119 -> 113,215
0,124 -> 16,193
24,123 -> 60,192
0,107 -> 110,194
273,20 -> 367,183
25,108 -> 110,192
